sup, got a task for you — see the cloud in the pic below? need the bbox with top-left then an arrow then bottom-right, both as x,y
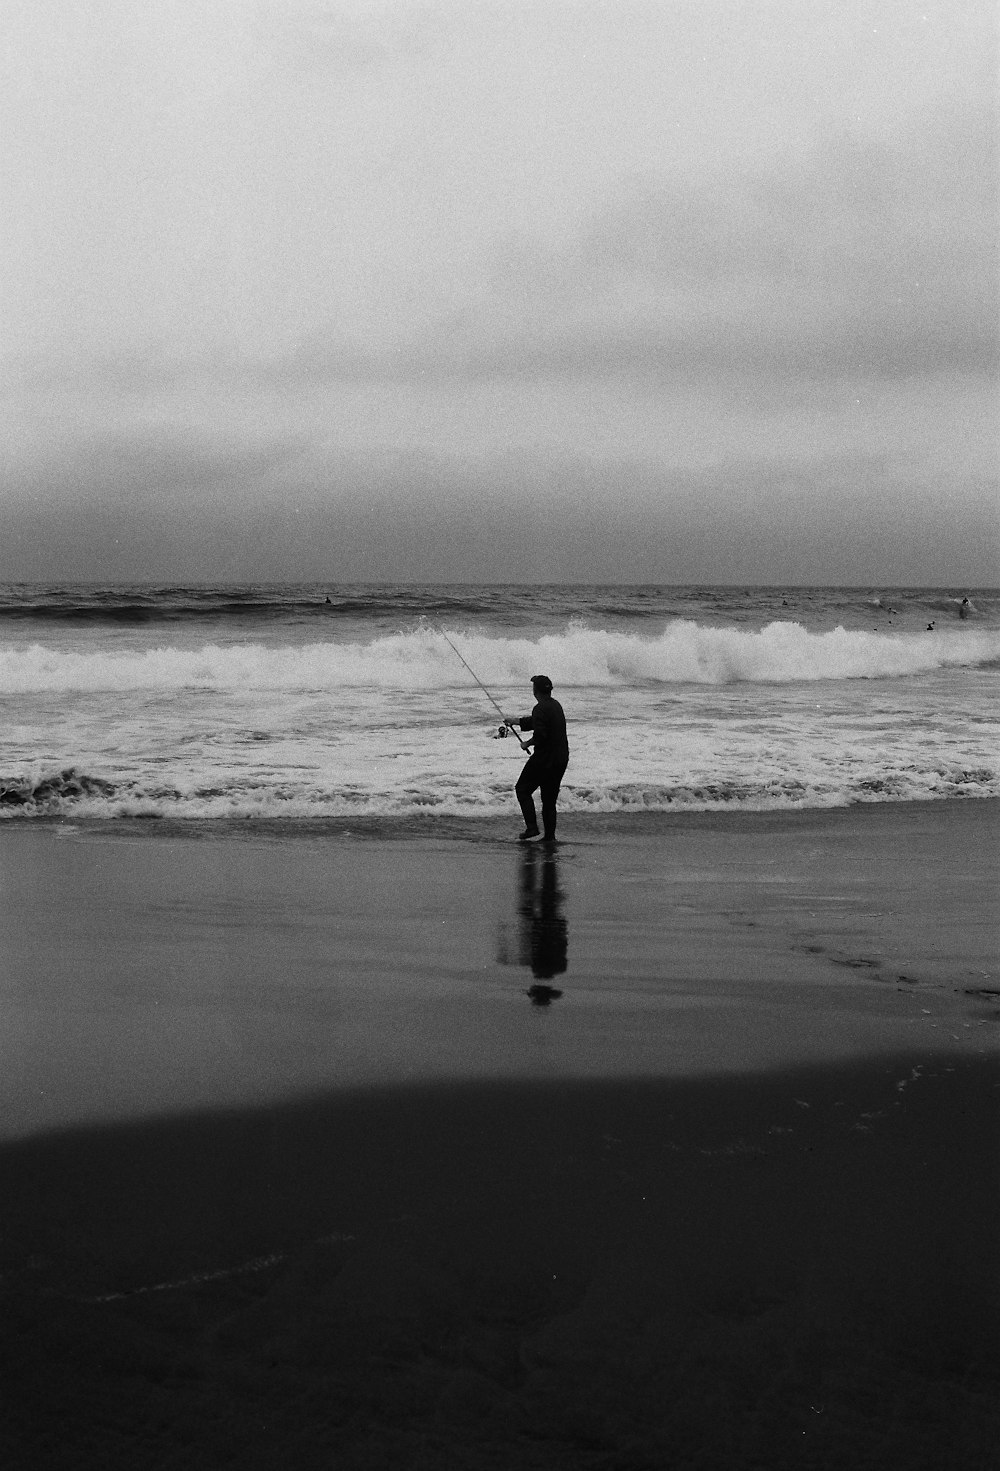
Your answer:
265,1 -> 449,76
111,99 -> 987,391
402,104 -> 998,383
3,423 -> 996,584
4,427 -> 311,512
3,5 -> 995,394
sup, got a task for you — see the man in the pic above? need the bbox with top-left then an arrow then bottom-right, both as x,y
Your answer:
506,675 -> 569,843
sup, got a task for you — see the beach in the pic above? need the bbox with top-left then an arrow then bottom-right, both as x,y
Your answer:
2,799 -> 998,1467
4,0 -> 998,1451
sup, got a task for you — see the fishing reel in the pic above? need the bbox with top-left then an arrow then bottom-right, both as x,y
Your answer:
494,723 -> 511,739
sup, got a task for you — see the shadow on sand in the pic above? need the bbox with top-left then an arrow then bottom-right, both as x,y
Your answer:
1,1055 -> 998,1468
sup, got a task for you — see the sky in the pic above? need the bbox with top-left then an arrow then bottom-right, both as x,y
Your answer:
1,0 -> 997,584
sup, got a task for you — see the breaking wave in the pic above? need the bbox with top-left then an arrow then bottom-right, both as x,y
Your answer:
3,621 -> 998,694
2,761 -> 996,821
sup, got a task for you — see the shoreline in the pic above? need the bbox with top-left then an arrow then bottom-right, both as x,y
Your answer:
4,789 -> 998,840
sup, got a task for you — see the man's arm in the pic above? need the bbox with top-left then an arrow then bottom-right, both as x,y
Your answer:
505,713 -> 535,745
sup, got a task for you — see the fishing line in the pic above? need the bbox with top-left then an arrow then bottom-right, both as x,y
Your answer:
429,622 -> 531,751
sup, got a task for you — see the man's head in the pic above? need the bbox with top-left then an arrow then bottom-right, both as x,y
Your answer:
531,674 -> 553,696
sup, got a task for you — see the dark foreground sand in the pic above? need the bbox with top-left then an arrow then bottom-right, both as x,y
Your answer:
1,801 -> 998,1468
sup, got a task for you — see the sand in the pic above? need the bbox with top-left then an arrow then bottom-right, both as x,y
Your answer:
1,800 -> 998,1468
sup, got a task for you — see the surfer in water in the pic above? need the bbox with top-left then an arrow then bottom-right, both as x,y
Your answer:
506,675 -> 569,843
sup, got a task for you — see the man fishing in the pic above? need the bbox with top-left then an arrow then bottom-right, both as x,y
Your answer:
505,675 -> 570,843
432,628 -> 568,842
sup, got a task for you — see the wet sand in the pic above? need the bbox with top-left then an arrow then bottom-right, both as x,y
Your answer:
1,800 -> 998,1467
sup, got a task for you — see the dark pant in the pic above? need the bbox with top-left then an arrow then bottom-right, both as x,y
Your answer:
515,754 -> 568,838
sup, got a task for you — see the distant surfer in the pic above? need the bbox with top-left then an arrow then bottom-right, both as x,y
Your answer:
506,675 -> 569,843
959,597 -> 972,620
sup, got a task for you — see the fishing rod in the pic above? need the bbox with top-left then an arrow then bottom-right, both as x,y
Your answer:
431,623 -> 532,752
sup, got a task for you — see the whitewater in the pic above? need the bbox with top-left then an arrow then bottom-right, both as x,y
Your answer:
1,583 -> 997,820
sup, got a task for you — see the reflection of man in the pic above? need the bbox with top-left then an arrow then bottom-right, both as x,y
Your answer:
518,846 -> 568,988
507,675 -> 569,843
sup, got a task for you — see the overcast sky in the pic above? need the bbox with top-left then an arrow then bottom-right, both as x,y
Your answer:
1,0 -> 997,584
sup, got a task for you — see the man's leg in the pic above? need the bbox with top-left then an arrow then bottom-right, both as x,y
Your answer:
515,757 -> 541,836
539,762 -> 567,841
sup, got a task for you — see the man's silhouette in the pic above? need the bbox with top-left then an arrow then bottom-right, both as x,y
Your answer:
507,675 -> 569,843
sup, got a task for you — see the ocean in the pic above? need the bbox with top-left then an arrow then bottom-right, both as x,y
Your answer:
1,582 -> 998,822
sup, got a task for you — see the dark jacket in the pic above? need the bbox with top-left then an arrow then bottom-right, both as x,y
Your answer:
518,696 -> 569,765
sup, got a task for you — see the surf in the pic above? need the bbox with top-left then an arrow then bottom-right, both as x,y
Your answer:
3,621 -> 999,694
2,759 -> 997,821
